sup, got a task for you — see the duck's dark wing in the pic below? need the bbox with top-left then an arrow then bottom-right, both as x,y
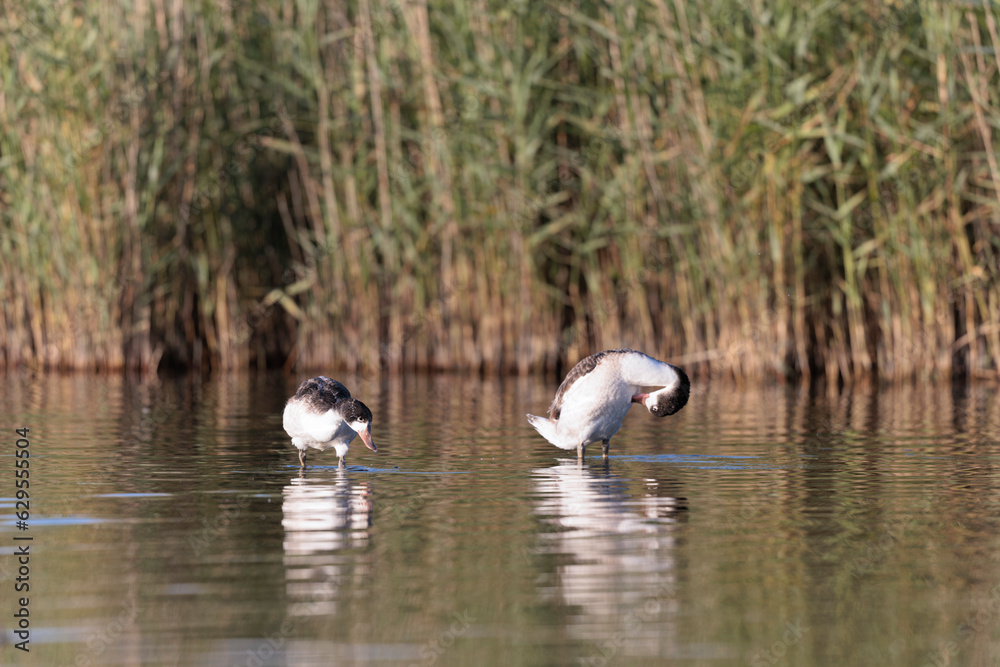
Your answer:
291,376 -> 352,411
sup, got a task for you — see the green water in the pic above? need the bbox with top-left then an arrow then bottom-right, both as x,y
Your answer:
2,373 -> 1000,666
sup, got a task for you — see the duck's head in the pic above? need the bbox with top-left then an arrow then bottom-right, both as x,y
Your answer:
342,399 -> 377,451
631,367 -> 690,418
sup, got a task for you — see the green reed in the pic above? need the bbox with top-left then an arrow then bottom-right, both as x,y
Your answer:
2,0 -> 998,380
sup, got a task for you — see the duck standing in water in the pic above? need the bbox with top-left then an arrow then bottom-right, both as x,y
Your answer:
283,377 -> 377,469
527,349 -> 689,460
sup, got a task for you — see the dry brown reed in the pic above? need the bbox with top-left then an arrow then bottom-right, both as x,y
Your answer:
2,0 -> 999,381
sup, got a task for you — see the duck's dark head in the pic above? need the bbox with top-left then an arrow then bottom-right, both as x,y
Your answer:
643,367 -> 690,418
343,399 -> 377,451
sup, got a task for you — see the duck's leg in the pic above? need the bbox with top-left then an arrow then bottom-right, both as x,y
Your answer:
577,441 -> 586,461
339,455 -> 347,470
602,439 -> 610,460
298,449 -> 307,467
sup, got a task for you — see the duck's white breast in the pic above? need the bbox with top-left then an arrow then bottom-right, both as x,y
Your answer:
284,401 -> 342,445
556,364 -> 634,444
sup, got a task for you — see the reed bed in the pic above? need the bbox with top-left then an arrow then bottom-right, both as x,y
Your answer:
2,0 -> 999,380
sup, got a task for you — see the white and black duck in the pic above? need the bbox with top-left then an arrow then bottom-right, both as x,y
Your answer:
527,349 -> 689,460
283,376 -> 377,469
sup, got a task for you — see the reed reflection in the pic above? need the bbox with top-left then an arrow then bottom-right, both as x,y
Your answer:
281,470 -> 373,616
532,461 -> 685,658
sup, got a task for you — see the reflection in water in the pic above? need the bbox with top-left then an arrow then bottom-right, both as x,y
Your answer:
4,374 -> 1000,666
282,471 -> 373,617
532,461 -> 686,659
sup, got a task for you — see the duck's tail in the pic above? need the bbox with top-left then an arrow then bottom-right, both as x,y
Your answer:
526,414 -> 559,446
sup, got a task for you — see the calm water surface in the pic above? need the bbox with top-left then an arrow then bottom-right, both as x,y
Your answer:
2,372 -> 1000,666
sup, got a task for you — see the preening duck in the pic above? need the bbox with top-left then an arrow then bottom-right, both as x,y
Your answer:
527,349 -> 689,460
283,376 -> 377,469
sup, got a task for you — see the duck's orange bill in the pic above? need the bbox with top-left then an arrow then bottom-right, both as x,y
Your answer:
359,427 -> 377,452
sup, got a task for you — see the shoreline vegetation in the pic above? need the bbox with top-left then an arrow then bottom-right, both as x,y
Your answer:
2,0 -> 999,380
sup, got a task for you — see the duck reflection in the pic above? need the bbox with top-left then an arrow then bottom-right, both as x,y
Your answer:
281,470 -> 373,616
532,461 -> 685,658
